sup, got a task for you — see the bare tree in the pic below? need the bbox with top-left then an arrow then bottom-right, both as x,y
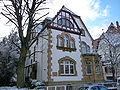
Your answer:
98,38 -> 120,81
108,44 -> 120,81
1,0 -> 49,88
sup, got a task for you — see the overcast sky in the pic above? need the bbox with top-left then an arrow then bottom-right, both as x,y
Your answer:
0,0 -> 120,39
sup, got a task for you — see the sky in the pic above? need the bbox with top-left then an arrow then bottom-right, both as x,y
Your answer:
0,0 -> 120,39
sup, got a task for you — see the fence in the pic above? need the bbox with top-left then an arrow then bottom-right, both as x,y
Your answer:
35,85 -> 81,90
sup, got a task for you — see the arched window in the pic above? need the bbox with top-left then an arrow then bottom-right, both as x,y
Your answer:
82,42 -> 90,54
82,44 -> 87,54
64,35 -> 69,47
57,33 -> 76,51
58,56 -> 77,75
58,37 -> 63,47
60,60 -> 74,75
70,39 -> 74,48
58,18 -> 74,28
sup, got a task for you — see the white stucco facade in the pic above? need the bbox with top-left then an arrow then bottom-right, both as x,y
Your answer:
50,29 -> 83,81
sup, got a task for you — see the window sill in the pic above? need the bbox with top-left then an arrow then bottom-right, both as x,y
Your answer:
59,74 -> 77,76
56,46 -> 76,52
86,73 -> 92,76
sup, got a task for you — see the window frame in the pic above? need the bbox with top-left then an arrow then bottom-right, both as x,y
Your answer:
60,60 -> 74,75
56,33 -> 76,52
58,37 -> 63,47
70,39 -> 75,48
58,18 -> 74,29
58,56 -> 77,76
95,65 -> 101,74
85,60 -> 92,75
82,44 -> 87,54
64,35 -> 69,48
81,42 -> 90,54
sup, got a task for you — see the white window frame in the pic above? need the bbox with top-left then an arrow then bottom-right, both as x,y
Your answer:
64,35 -> 69,47
70,39 -> 74,48
58,38 -> 63,47
60,60 -> 75,75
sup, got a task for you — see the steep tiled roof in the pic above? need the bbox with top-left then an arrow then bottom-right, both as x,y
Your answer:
61,5 -> 78,16
93,21 -> 120,49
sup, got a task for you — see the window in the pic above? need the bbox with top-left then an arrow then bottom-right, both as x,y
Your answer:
64,35 -> 69,47
85,60 -> 92,75
81,42 -> 90,54
82,44 -> 87,54
87,46 -> 90,53
70,39 -> 74,48
60,60 -> 74,75
58,18 -> 74,28
58,37 -> 63,47
95,65 -> 100,74
57,33 -> 76,51
58,56 -> 76,75
86,65 -> 92,74
66,85 -> 72,90
105,66 -> 112,74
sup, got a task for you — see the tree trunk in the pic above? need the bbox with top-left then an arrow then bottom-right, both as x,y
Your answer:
17,46 -> 27,88
112,66 -> 116,81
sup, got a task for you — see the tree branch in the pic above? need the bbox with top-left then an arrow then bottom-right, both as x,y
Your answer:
11,40 -> 21,50
1,12 -> 18,28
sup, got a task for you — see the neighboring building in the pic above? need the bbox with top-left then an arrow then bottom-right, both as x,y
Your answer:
94,21 -> 120,81
25,6 -> 103,86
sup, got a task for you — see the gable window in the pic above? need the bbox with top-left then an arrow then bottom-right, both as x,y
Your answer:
50,10 -> 81,35
58,56 -> 77,76
58,18 -> 74,28
57,33 -> 76,52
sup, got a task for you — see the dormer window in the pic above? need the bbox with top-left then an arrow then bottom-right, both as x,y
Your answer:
58,18 -> 74,28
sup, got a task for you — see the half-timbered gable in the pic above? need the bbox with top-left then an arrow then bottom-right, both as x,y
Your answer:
49,6 -> 81,35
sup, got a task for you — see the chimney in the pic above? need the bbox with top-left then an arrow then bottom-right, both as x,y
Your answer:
116,21 -> 119,28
